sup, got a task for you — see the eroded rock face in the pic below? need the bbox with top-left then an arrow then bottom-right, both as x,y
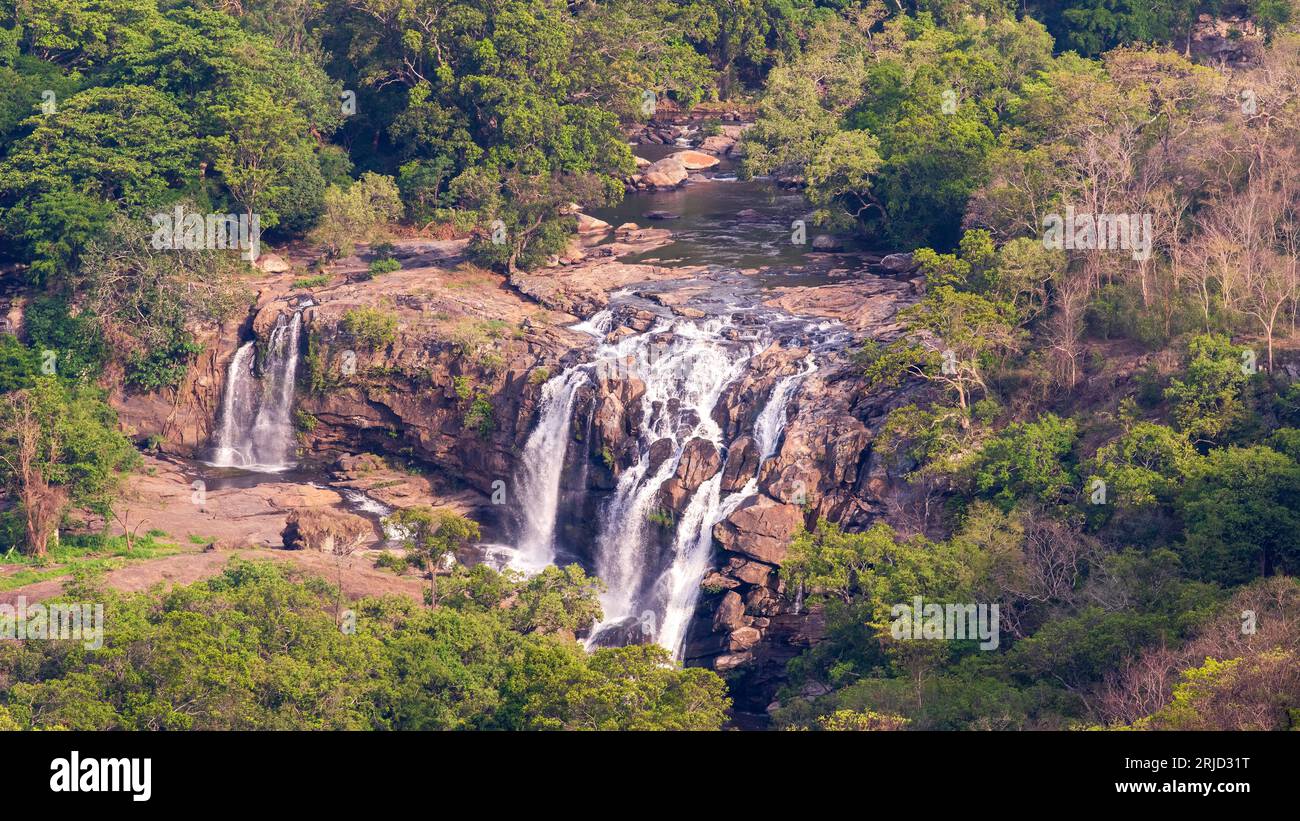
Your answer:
714,495 -> 805,565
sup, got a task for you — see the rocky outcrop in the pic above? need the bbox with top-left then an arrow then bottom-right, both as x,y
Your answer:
282,507 -> 372,552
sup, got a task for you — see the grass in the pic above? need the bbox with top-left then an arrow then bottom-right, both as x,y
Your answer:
0,533 -> 182,591
292,274 -> 331,289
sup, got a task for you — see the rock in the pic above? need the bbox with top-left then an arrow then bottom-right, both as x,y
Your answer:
575,213 -> 612,234
634,156 -> 651,169
880,252 -> 918,273
644,210 -> 679,221
255,253 -> 291,273
714,495 -> 805,565
281,507 -> 373,553
720,436 -> 760,492
698,135 -> 736,155
668,150 -> 719,171
641,157 -> 688,188
735,208 -> 763,222
714,651 -> 754,672
266,485 -> 342,511
729,626 -> 763,652
811,234 -> 844,252
615,222 -> 640,234
713,590 -> 747,631
727,558 -> 772,587
675,438 -> 722,490
702,571 -> 741,591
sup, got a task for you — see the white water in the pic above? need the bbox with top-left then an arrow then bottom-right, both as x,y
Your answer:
211,310 -> 304,472
506,303 -> 823,659
590,317 -> 760,632
510,366 -> 592,572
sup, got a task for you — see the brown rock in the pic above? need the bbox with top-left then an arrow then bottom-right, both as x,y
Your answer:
282,507 -> 373,553
670,150 -> 720,171
713,495 -> 804,565
642,157 -> 688,188
575,213 -> 612,234
713,590 -> 746,631
729,626 -> 763,652
675,437 -> 722,491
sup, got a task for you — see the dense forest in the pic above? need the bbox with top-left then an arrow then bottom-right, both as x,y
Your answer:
0,0 -> 1298,731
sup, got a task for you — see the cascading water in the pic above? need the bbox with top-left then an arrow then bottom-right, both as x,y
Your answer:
211,308 -> 305,472
506,294 -> 829,660
589,317 -> 761,637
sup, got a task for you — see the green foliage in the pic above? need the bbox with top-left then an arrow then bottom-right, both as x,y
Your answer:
967,414 -> 1079,509
1164,334 -> 1251,443
368,256 -> 401,277
0,378 -> 139,554
1178,445 -> 1300,586
341,307 -> 397,349
310,173 -> 403,259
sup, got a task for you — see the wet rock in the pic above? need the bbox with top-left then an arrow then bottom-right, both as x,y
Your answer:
720,436 -> 760,492
645,210 -> 679,220
675,437 -> 722,490
811,234 -> 844,251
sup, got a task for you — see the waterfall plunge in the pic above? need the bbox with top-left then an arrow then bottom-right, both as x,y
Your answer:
211,310 -> 304,472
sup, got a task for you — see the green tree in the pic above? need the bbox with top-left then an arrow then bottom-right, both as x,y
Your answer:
0,378 -> 138,556
384,506 -> 482,607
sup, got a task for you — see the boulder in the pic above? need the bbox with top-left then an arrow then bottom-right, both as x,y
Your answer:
713,495 -> 805,565
675,438 -> 722,491
282,507 -> 373,553
713,590 -> 747,631
720,436 -> 760,492
575,213 -> 612,234
880,252 -> 919,273
641,157 -> 688,188
729,626 -> 763,652
255,253 -> 291,273
698,135 -> 736,155
645,210 -> 679,221
811,234 -> 844,252
669,150 -> 719,171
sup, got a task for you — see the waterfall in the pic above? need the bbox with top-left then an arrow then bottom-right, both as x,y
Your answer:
589,317 -> 760,634
506,303 -> 823,660
510,366 -> 591,572
210,309 -> 304,472
654,354 -> 816,657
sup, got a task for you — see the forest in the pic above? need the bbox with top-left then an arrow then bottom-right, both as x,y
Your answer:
0,0 -> 1297,732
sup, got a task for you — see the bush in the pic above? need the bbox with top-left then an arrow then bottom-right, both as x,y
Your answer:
368,257 -> 401,277
341,308 -> 397,349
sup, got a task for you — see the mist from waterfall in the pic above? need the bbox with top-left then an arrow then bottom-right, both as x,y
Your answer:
211,309 -> 304,473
